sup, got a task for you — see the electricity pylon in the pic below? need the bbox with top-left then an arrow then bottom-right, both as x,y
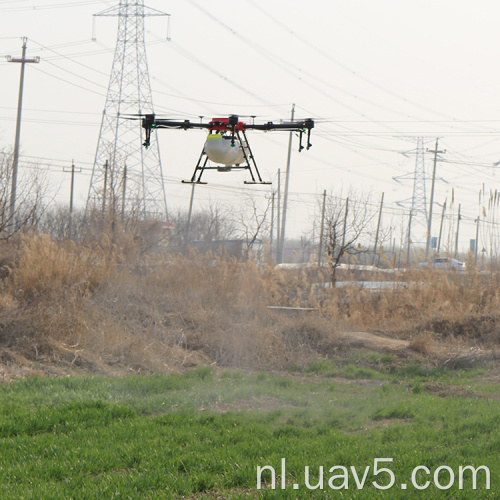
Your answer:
86,0 -> 168,220
394,137 -> 429,246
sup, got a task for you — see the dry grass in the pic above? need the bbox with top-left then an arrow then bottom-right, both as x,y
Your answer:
0,235 -> 342,374
409,331 -> 435,355
0,233 -> 499,376
11,234 -> 122,299
317,267 -> 500,345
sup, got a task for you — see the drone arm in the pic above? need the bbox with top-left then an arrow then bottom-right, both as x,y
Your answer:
141,115 -> 213,147
152,119 -> 210,130
245,118 -> 314,151
245,118 -> 314,132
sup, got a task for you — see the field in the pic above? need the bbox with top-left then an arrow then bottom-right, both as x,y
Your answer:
0,233 -> 499,498
0,362 -> 498,498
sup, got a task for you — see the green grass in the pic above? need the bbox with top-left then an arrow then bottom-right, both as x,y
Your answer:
0,365 -> 498,498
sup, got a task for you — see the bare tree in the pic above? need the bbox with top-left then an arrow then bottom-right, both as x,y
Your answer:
320,190 -> 376,282
0,149 -> 48,237
39,205 -> 86,240
170,202 -> 237,251
233,193 -> 272,259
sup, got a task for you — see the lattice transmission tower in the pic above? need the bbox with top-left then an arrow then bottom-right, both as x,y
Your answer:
394,137 -> 429,245
86,0 -> 168,220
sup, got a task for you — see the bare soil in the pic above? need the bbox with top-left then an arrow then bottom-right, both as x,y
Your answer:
341,330 -> 409,351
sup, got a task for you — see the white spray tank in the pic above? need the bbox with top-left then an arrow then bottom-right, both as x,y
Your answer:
203,133 -> 246,168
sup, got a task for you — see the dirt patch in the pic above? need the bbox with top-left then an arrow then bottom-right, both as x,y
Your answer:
341,331 -> 409,351
479,368 -> 500,384
341,331 -> 497,366
421,381 -> 497,400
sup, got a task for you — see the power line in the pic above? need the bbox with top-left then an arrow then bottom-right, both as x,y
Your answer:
0,0 -> 112,12
168,41 -> 280,109
30,65 -> 105,96
30,38 -> 110,77
245,0 -> 500,136
186,0 -> 488,135
0,116 -> 99,127
0,105 -> 101,116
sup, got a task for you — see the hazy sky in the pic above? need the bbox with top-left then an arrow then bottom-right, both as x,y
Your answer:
1,0 -> 500,250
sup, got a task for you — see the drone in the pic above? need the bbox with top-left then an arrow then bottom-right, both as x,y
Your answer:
139,113 -> 314,184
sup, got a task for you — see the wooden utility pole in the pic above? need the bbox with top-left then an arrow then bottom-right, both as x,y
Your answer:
372,192 -> 384,265
279,104 -> 295,263
455,203 -> 461,258
317,189 -> 327,267
7,37 -> 40,232
437,199 -> 446,253
407,210 -> 413,268
63,161 -> 81,238
341,197 -> 349,250
121,162 -> 127,219
475,215 -> 480,263
426,139 -> 446,258
276,169 -> 281,262
270,191 -> 275,247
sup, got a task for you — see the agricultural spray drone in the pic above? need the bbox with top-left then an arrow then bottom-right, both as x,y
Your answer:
137,113 -> 314,184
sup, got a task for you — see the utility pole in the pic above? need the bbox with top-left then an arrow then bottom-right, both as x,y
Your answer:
475,215 -> 480,263
317,189 -> 327,267
7,37 -> 40,232
455,203 -> 461,258
121,162 -> 127,219
276,169 -> 281,262
407,210 -> 413,268
69,162 -> 76,233
341,197 -> 349,250
372,192 -> 384,265
270,191 -> 275,247
279,103 -> 295,264
63,161 -> 82,238
437,199 -> 446,253
426,139 -> 446,258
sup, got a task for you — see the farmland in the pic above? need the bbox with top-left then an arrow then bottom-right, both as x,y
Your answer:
0,233 -> 498,498
0,363 -> 498,498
